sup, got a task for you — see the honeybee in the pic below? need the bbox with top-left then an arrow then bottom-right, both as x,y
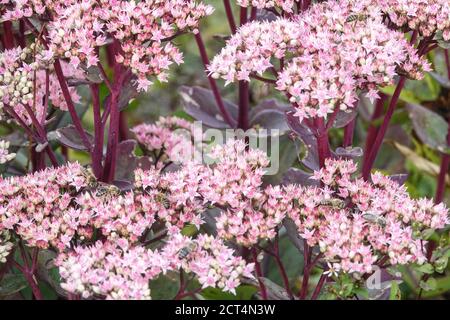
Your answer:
80,167 -> 98,189
178,242 -> 198,259
346,14 -> 369,23
319,198 -> 346,209
155,192 -> 170,209
95,183 -> 121,198
362,212 -> 386,227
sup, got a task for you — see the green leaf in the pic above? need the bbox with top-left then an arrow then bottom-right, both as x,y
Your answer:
416,263 -> 435,275
149,274 -> 180,300
380,86 -> 420,105
0,274 -> 28,297
389,281 -> 402,300
420,278 -> 437,292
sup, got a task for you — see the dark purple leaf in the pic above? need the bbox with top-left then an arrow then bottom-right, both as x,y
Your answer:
115,139 -> 138,182
283,218 -> 305,254
429,72 -> 450,89
104,80 -> 139,112
286,112 -> 320,171
388,174 -> 408,186
406,104 -> 449,153
53,125 -> 93,151
332,108 -> 358,128
256,9 -> 278,22
282,167 -> 318,187
180,86 -> 238,129
112,180 -> 134,192
249,99 -> 290,132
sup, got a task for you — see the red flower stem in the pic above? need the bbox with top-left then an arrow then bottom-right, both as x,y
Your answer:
97,62 -> 113,93
272,238 -> 294,299
194,32 -> 235,127
103,58 -> 127,183
238,81 -> 250,130
2,21 -> 15,49
54,59 -> 92,152
435,50 -> 450,203
90,84 -> 104,179
311,272 -> 327,300
238,6 -> 250,131
251,247 -> 268,300
343,117 -> 356,147
315,117 -> 331,168
174,270 -> 186,300
298,240 -> 312,299
250,7 -> 258,21
362,94 -> 387,164
362,76 -> 406,180
223,0 -> 237,34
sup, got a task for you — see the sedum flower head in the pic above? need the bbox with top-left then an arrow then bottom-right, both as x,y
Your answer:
3,0 -> 214,92
56,233 -> 254,299
287,158 -> 449,275
0,162 -> 92,250
209,0 -> 430,122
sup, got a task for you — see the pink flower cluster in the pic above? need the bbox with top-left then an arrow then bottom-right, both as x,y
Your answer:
56,233 -> 254,299
216,185 -> 290,246
209,0 -> 430,122
0,162 -> 92,251
236,0 -> 295,12
287,159 -> 449,275
132,116 -> 202,166
377,0 -> 450,40
2,0 -> 214,91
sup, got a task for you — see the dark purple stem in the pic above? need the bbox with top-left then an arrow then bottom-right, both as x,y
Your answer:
362,77 -> 406,180
54,60 -> 92,152
272,238 -> 294,299
362,94 -> 387,164
238,81 -> 250,130
311,272 -> 327,300
343,117 -> 356,147
194,32 -> 235,127
90,84 -> 104,179
223,0 -> 237,34
435,49 -> 450,203
251,248 -> 268,300
315,118 -> 331,168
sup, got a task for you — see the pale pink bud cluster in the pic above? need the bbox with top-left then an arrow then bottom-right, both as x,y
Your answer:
0,140 -> 15,164
0,162 -> 92,250
209,0 -> 430,122
376,0 -> 450,40
236,0 -> 295,13
287,159 -> 449,275
56,233 -> 254,299
132,116 -> 201,166
0,45 -> 81,125
0,230 -> 13,264
0,46 -> 36,114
